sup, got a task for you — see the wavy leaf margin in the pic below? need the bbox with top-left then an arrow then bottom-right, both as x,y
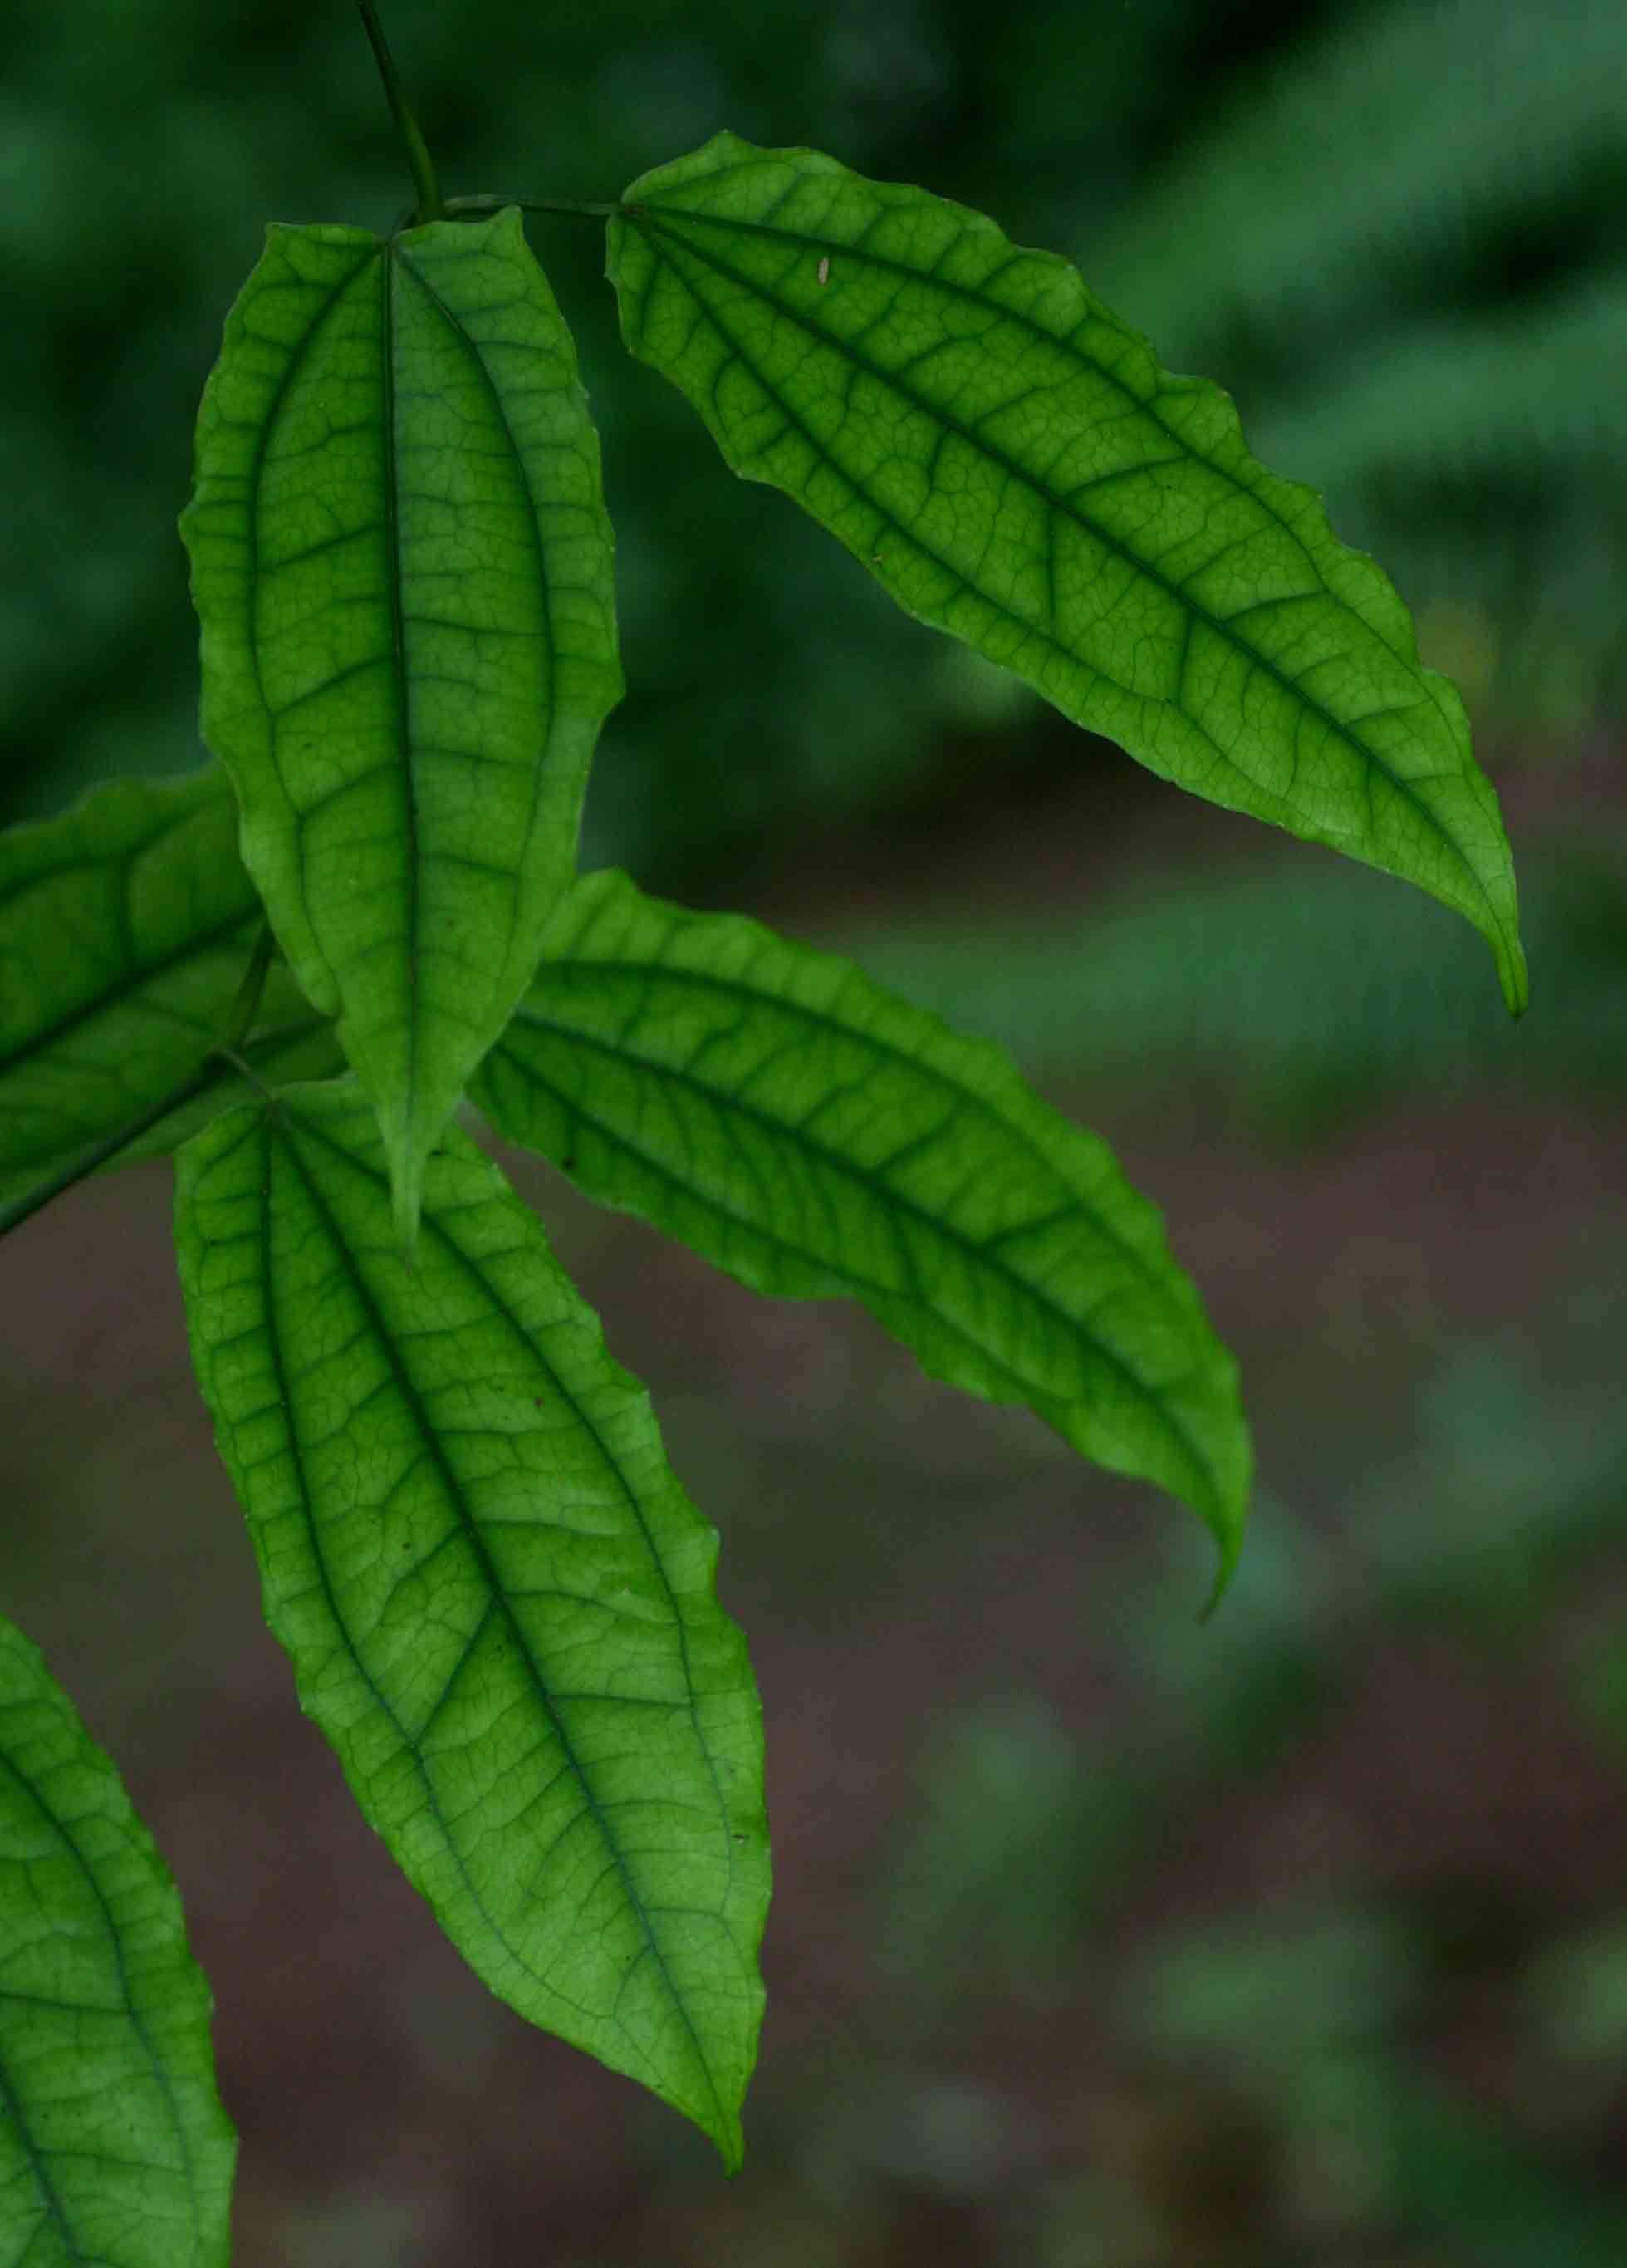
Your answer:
607,133 -> 1527,1014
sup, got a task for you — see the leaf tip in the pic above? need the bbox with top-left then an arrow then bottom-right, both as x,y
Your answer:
390,1157 -> 424,1270
1499,930 -> 1531,1020
710,2108 -> 747,2177
1194,1445 -> 1249,1623
1197,1534 -> 1241,1624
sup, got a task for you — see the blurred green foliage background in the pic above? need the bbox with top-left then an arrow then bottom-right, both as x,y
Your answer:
2,0 -> 1625,2262
6,0 -> 1625,875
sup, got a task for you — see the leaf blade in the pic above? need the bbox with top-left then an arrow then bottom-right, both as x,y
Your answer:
471,870 -> 1250,1584
0,1613 -> 236,2267
607,135 -> 1527,1014
182,209 -> 623,1249
174,1082 -> 767,2166
0,764 -> 340,1223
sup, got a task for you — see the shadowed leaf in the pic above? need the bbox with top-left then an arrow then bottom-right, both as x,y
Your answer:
0,1613 -> 236,2266
0,765 -> 339,1227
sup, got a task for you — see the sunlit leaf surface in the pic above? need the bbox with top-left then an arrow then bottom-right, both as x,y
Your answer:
183,209 -> 623,1249
608,135 -> 1526,1014
0,765 -> 339,1225
473,870 -> 1249,1583
174,1082 -> 766,2164
0,1613 -> 235,2266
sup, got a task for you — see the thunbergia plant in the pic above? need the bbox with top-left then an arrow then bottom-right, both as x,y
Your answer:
0,7 -> 1526,2255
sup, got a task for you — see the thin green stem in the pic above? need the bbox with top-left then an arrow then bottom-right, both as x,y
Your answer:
218,920 -> 277,1053
442,194 -> 620,223
357,1 -> 443,223
210,1044 -> 275,1102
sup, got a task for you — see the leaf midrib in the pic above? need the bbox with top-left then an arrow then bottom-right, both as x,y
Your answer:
238,1108 -> 542,2039
633,170 -> 1338,613
393,229 -> 558,994
246,225 -> 573,1123
267,1103 -> 735,2139
0,903 -> 259,1080
380,242 -> 421,1141
496,966 -> 1231,1523
0,1019 -> 336,1235
626,197 -> 1495,925
0,1741 -> 203,2256
526,936 -> 1185,1298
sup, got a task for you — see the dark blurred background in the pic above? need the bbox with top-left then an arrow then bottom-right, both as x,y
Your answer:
4,1 -> 1627,2261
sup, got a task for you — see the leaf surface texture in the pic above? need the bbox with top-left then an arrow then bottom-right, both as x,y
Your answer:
0,766 -> 338,1221
608,135 -> 1526,1012
472,870 -> 1249,1578
174,1082 -> 766,2164
183,210 -> 622,1247
0,1613 -> 235,2266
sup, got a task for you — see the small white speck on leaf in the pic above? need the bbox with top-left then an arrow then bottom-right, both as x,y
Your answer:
816,256 -> 831,286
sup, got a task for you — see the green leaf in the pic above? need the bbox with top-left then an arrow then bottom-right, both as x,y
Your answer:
181,209 -> 624,1252
470,869 -> 1250,1586
0,1612 -> 236,2266
0,765 -> 341,1227
607,134 -> 1527,1015
174,1080 -> 767,2166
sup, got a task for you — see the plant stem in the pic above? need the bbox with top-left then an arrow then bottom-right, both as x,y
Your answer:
218,920 -> 277,1053
357,1 -> 443,223
442,194 -> 620,223
210,1044 -> 276,1103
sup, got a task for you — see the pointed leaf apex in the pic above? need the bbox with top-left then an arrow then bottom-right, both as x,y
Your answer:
185,213 -> 621,1254
1199,1523 -> 1245,1623
715,2113 -> 746,2175
473,869 -> 1254,1564
175,1085 -> 767,2147
607,137 -> 1527,1009
1500,930 -> 1531,1019
390,1149 -> 424,1268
